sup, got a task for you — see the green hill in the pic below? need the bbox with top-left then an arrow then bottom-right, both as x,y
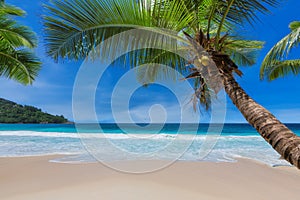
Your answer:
0,98 -> 69,124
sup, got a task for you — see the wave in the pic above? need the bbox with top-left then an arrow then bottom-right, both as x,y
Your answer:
0,130 -> 261,140
47,151 -> 291,168
0,131 -> 290,167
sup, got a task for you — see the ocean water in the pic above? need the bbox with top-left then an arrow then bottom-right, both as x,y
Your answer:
0,123 -> 299,167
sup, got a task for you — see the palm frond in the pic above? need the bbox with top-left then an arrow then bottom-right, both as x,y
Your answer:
265,59 -> 300,81
225,39 -> 264,66
0,1 -> 25,16
261,21 -> 300,80
0,48 -> 41,84
135,63 -> 178,85
224,0 -> 279,24
0,16 -> 37,48
214,0 -> 280,50
43,0 -> 194,61
185,71 -> 213,111
0,1 -> 41,84
289,21 -> 300,31
178,0 -> 281,52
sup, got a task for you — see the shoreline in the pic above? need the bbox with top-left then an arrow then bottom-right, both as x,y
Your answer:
0,155 -> 299,200
0,153 -> 293,168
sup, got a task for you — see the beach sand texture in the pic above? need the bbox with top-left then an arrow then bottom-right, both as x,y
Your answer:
1,156 -> 300,200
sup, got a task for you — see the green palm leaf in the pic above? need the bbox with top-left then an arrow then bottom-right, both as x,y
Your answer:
0,1 -> 25,16
225,39 -> 264,66
265,59 -> 300,81
261,21 -> 300,80
0,1 -> 41,84
0,49 -> 41,84
43,0 -> 194,61
0,16 -> 37,48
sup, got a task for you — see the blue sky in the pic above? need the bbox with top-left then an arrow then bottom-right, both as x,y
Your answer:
1,0 -> 300,123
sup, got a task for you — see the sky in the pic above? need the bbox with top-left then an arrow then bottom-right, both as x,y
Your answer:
1,0 -> 300,123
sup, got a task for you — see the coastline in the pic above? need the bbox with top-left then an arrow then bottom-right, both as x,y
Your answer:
1,155 -> 299,200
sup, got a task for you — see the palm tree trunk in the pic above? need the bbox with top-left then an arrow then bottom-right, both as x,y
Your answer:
222,72 -> 300,169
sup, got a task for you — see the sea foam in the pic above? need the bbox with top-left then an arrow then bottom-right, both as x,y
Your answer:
0,128 -> 293,167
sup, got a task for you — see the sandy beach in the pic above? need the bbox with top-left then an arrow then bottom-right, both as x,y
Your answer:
0,156 -> 299,200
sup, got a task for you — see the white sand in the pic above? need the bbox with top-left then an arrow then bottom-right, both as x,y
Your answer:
0,156 -> 299,200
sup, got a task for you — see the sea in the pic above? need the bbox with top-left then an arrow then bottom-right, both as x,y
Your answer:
1,123 -> 299,167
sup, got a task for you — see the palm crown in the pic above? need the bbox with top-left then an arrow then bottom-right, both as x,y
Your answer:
43,0 -> 279,108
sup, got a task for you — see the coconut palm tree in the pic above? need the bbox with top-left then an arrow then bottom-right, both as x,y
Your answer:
0,1 -> 41,84
261,21 -> 300,80
43,0 -> 300,168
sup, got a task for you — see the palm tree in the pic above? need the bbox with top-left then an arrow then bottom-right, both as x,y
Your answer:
43,0 -> 300,168
0,1 -> 40,84
261,21 -> 300,80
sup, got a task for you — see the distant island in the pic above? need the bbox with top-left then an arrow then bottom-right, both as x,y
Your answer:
0,98 -> 70,124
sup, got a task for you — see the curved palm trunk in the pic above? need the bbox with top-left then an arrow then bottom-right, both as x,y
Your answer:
222,72 -> 300,169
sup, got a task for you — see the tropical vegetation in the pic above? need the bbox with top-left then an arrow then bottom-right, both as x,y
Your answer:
0,98 -> 68,123
0,0 -> 40,84
261,21 -> 300,80
43,0 -> 300,168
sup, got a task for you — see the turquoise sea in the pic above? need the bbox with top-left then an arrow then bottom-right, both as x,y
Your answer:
1,123 -> 299,166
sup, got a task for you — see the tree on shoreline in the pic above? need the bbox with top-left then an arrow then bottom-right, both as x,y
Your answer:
0,1 -> 40,84
43,0 -> 300,168
0,98 -> 68,124
261,21 -> 300,80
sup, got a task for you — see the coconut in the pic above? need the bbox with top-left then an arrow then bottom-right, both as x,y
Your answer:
200,55 -> 210,67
